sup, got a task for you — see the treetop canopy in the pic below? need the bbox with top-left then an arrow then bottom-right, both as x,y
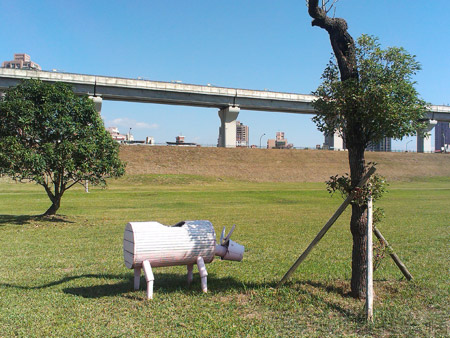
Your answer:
312,34 -> 428,148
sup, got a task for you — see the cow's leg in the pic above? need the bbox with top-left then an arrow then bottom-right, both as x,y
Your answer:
197,257 -> 208,293
142,260 -> 155,299
134,267 -> 141,290
187,264 -> 194,285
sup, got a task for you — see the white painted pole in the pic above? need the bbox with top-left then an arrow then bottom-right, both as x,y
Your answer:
366,195 -> 374,322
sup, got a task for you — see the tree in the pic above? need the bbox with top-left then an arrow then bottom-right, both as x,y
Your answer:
307,0 -> 427,298
0,79 -> 125,216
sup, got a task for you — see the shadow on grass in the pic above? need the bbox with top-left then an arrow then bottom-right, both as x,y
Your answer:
1,272 -> 363,321
301,280 -> 351,297
64,272 -> 260,298
0,273 -> 128,291
0,214 -> 74,226
288,280 -> 362,321
0,272 -> 259,299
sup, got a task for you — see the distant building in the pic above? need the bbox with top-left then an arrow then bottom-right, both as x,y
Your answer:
106,127 -> 127,142
367,137 -> 391,152
323,132 -> 391,152
167,135 -> 197,146
435,122 -> 450,151
236,121 -> 249,147
267,138 -> 276,149
2,53 -> 41,70
267,131 -> 293,149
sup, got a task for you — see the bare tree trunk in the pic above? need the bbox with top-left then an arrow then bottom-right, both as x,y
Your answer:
43,195 -> 61,216
348,145 -> 367,298
350,203 -> 367,297
42,178 -> 64,216
308,0 -> 367,299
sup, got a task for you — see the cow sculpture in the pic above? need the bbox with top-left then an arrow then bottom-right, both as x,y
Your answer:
123,220 -> 244,299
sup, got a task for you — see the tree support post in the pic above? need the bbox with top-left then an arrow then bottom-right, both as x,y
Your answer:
373,227 -> 413,281
277,166 -> 376,288
366,194 -> 374,322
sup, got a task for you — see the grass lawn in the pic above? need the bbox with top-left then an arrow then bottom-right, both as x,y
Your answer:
0,175 -> 449,337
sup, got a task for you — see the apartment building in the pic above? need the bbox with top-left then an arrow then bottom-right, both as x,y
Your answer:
2,53 -> 41,70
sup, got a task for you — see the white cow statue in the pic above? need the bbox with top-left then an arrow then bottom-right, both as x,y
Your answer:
123,220 -> 244,299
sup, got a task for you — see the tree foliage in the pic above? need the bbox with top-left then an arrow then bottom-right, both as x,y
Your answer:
326,163 -> 388,206
0,79 -> 125,215
312,35 -> 428,147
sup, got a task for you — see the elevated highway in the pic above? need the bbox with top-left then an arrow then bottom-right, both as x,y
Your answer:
0,68 -> 316,114
0,68 -> 449,150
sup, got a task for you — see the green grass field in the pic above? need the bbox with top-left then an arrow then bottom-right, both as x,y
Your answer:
1,175 -> 449,337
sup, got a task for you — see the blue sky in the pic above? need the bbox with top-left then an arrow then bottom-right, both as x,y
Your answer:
1,1 -> 449,149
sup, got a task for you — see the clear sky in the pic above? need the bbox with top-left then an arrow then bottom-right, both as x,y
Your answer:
1,1 -> 449,149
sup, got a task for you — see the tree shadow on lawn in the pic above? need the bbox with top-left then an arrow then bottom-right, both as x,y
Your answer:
288,279 -> 363,321
300,280 -> 351,297
0,214 -> 74,226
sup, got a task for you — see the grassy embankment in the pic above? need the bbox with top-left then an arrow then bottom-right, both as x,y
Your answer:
0,147 -> 449,337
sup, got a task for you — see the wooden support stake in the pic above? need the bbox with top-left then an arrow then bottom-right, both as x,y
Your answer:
277,166 -> 377,288
366,195 -> 374,322
373,227 -> 413,281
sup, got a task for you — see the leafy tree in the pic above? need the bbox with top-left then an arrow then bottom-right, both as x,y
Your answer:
0,79 -> 125,216
307,0 -> 427,298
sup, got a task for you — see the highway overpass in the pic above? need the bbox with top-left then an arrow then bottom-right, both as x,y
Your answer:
1,68 -> 449,150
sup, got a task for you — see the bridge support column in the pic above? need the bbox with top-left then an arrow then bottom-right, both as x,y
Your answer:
324,130 -> 345,150
417,120 -> 437,153
88,95 -> 102,114
218,106 -> 240,148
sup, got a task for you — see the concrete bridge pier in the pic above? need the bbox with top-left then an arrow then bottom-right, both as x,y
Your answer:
88,95 -> 102,114
218,105 -> 240,148
417,119 -> 437,153
324,130 -> 345,150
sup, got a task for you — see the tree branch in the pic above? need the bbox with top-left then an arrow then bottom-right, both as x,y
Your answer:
42,183 -> 55,203
308,0 -> 329,29
65,179 -> 81,191
307,0 -> 358,81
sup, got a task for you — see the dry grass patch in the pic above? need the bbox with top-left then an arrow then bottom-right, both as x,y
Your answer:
120,145 -> 450,182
